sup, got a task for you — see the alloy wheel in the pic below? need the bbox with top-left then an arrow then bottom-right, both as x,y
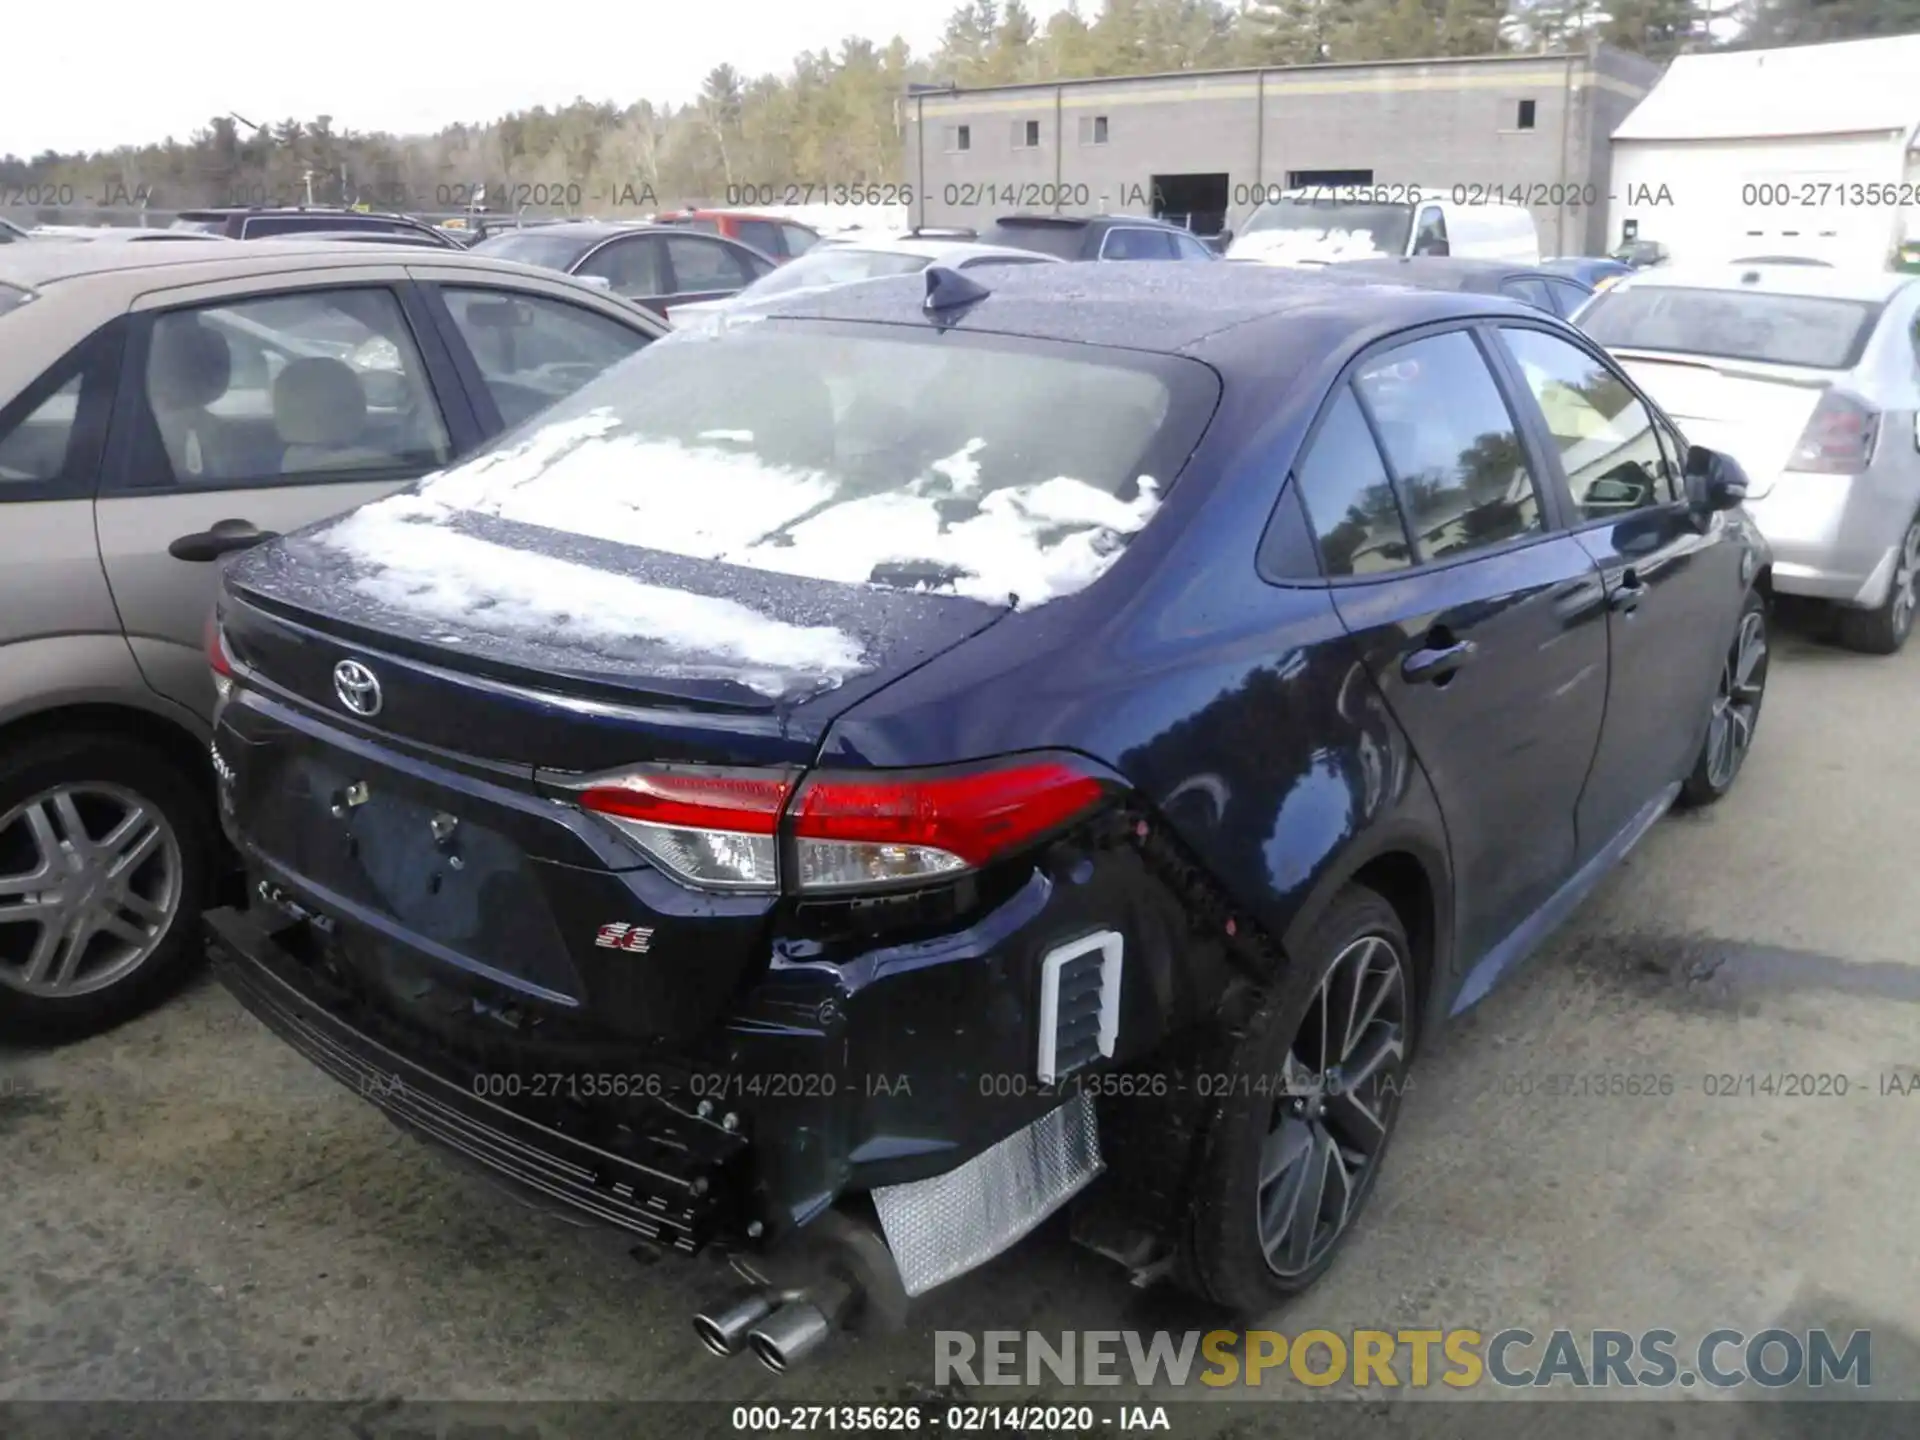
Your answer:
1705,608 -> 1769,792
0,783 -> 183,999
1257,932 -> 1409,1278
1892,520 -> 1920,641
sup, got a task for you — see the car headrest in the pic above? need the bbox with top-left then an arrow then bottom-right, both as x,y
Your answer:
148,318 -> 233,410
272,357 -> 368,448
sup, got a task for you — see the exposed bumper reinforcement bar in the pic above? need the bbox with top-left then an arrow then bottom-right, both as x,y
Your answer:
205,903 -> 720,1252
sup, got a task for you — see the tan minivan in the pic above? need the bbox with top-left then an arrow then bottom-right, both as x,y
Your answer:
0,240 -> 664,1040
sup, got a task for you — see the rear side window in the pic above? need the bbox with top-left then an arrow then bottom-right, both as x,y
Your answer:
780,224 -> 821,257
1101,227 -> 1177,261
1500,277 -> 1553,311
665,235 -> 759,292
0,327 -> 118,498
1293,387 -> 1414,577
1412,206 -> 1448,256
1544,279 -> 1591,319
439,287 -> 653,429
577,236 -> 667,297
732,219 -> 783,257
1353,331 -> 1543,563
1580,286 -> 1883,369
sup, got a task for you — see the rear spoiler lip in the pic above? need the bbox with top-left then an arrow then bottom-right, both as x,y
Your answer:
1608,348 -> 1836,390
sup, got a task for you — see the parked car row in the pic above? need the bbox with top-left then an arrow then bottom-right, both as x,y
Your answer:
6,222 -> 1909,1372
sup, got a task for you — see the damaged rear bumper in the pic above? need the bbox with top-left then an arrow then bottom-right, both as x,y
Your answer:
206,885 -> 1117,1292
207,901 -> 735,1251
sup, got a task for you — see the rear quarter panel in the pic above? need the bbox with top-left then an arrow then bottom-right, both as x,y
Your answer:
815,331 -> 1455,1016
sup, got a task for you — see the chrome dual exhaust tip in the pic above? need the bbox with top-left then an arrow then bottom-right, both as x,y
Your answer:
693,1287 -> 776,1357
695,1272 -> 857,1372
745,1300 -> 833,1373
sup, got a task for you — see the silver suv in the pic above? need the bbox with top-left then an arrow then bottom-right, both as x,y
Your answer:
0,240 -> 664,1040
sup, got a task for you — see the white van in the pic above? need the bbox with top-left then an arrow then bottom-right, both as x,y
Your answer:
1225,186 -> 1540,268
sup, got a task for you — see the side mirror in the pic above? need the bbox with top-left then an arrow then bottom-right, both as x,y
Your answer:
1215,228 -> 1234,248
1414,236 -> 1450,257
575,274 -> 614,292
1684,445 -> 1749,512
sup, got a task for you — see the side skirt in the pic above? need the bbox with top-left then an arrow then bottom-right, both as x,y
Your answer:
1449,781 -> 1680,1016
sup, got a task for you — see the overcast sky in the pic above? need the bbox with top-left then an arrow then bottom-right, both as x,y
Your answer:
3,0 -> 962,156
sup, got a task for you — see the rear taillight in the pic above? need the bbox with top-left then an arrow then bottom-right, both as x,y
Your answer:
206,613 -> 235,700
578,767 -> 796,890
573,756 -> 1110,894
789,760 -> 1108,891
1787,390 -> 1879,474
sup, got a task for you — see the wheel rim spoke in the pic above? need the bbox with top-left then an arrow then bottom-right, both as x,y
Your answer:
49,791 -> 94,856
105,821 -> 163,882
118,890 -> 169,926
21,919 -> 64,986
1280,1126 -> 1333,1272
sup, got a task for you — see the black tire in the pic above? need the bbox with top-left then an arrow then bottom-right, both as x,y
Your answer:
1836,513 -> 1920,655
1679,589 -> 1769,809
0,733 -> 213,1045
1179,885 -> 1415,1316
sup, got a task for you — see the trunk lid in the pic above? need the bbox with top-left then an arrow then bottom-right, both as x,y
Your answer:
1616,351 -> 1835,499
220,504 -> 1007,772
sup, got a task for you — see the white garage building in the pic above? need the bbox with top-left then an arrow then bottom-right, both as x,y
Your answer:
1608,34 -> 1920,268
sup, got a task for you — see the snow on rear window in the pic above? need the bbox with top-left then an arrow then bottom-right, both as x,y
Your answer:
321,498 -> 866,697
345,325 -> 1176,611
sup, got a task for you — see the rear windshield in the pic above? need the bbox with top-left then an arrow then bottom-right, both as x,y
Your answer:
0,282 -> 35,318
470,231 -> 597,271
978,222 -> 1085,260
1240,199 -> 1414,257
169,216 -> 228,234
1580,286 -> 1885,369
368,321 -> 1218,608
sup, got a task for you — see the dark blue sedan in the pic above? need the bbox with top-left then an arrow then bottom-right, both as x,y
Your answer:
202,261 -> 1772,1352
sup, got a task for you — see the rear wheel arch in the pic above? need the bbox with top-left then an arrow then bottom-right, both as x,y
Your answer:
1346,851 -> 1440,1027
1282,834 -> 1450,1041
0,701 -> 213,800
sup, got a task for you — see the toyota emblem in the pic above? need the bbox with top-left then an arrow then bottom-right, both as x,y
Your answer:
332,659 -> 383,717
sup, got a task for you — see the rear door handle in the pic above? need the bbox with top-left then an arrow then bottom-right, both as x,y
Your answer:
1609,570 -> 1648,614
168,519 -> 279,562
1402,638 -> 1476,685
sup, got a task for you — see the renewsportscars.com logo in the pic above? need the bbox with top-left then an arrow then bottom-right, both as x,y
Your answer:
935,1327 -> 1872,1390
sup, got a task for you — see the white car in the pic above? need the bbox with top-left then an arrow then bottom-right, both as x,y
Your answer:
670,236 -> 1063,330
1226,188 -> 1539,268
1578,263 -> 1920,653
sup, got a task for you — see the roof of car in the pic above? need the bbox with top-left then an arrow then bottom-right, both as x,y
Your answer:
992,212 -> 1193,231
175,205 -> 421,220
1602,263 -> 1918,303
809,237 -> 1062,264
0,237 -> 566,289
479,220 -> 664,242
748,258 -> 1533,355
1331,256 -> 1578,289
662,209 -> 820,227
